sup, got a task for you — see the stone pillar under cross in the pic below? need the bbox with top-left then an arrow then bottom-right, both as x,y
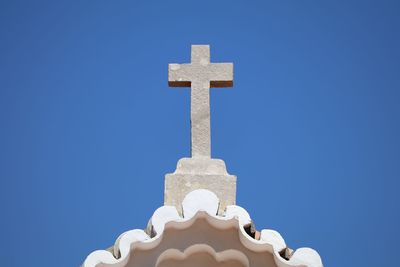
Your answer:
165,45 -> 236,215
168,45 -> 233,158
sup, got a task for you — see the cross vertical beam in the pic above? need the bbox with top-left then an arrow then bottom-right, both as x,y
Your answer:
168,45 -> 233,158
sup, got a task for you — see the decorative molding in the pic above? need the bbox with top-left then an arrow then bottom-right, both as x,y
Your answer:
83,189 -> 323,267
156,244 -> 250,267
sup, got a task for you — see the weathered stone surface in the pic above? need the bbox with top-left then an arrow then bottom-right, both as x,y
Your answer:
168,45 -> 233,158
166,45 -> 236,214
164,157 -> 236,215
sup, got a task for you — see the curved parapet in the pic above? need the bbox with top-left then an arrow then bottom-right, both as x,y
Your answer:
83,189 -> 323,267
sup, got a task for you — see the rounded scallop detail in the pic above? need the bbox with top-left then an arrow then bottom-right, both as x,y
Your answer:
182,189 -> 219,218
83,189 -> 323,267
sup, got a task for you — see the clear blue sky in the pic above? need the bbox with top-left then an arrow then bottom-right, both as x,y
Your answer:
1,1 -> 399,266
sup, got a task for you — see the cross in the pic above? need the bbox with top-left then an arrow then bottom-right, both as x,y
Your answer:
168,45 -> 233,158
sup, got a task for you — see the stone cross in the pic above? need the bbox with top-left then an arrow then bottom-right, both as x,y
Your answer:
165,45 -> 236,214
168,45 -> 233,158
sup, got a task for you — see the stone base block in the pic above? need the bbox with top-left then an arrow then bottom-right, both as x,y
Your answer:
164,157 -> 236,215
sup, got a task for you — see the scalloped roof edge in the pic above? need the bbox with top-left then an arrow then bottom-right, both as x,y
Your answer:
83,189 -> 323,267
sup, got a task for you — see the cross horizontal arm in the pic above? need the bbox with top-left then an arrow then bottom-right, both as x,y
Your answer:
168,64 -> 192,87
168,63 -> 233,87
208,63 -> 233,87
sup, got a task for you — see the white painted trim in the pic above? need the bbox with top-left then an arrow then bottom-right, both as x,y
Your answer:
83,189 -> 323,267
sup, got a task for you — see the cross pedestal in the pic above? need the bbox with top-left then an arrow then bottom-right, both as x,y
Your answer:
165,45 -> 236,215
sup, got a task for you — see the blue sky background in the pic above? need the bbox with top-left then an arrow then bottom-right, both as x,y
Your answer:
1,1 -> 399,266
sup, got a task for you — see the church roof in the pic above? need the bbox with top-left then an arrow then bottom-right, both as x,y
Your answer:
83,189 -> 322,267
